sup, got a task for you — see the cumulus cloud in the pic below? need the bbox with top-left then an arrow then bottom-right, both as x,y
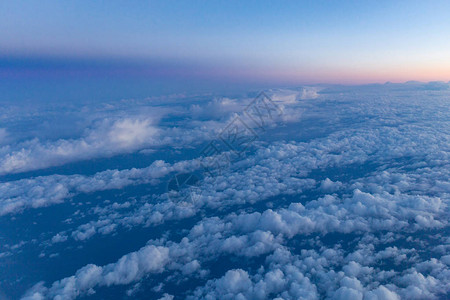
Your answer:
189,97 -> 243,120
320,178 -> 342,192
0,117 -> 159,175
0,158 -> 201,215
269,87 -> 321,104
0,92 -> 291,176
26,245 -> 170,300
26,167 -> 449,299
10,84 -> 450,299
25,101 -> 448,246
50,233 -> 68,244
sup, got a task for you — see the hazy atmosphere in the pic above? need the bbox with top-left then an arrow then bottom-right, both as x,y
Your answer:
0,1 -> 449,300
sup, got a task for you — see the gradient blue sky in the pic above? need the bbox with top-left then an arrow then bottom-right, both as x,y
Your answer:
1,0 -> 450,85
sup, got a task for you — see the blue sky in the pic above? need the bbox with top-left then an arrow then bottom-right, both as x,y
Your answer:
1,0 -> 450,84
1,3 -> 450,299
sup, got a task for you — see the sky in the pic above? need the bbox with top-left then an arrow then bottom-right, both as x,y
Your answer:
0,2 -> 450,298
1,0 -> 450,87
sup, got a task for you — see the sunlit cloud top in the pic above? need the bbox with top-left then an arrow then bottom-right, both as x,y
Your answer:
1,0 -> 450,84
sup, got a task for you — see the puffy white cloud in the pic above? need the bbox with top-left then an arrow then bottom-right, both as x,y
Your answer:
0,158 -> 200,215
11,84 -> 450,299
332,287 -> 363,300
320,178 -> 342,192
28,101 -> 448,247
365,286 -> 400,300
51,233 -> 68,244
189,97 -> 243,120
30,245 -> 170,300
0,117 -> 159,175
157,294 -> 174,300
0,92 -> 289,175
269,87 -> 321,104
21,281 -> 47,300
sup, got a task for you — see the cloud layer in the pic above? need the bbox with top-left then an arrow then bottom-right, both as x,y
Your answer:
0,83 -> 448,299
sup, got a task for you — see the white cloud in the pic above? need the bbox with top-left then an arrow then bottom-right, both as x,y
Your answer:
0,158 -> 201,215
11,84 -> 450,299
32,245 -> 170,300
51,233 -> 68,244
365,286 -> 400,300
189,97 -> 243,120
0,117 -> 159,175
157,294 -> 174,300
320,178 -> 342,192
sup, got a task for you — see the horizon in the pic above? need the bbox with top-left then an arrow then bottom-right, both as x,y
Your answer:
1,2 -> 450,300
2,1 -> 450,87
3,54 -> 450,85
